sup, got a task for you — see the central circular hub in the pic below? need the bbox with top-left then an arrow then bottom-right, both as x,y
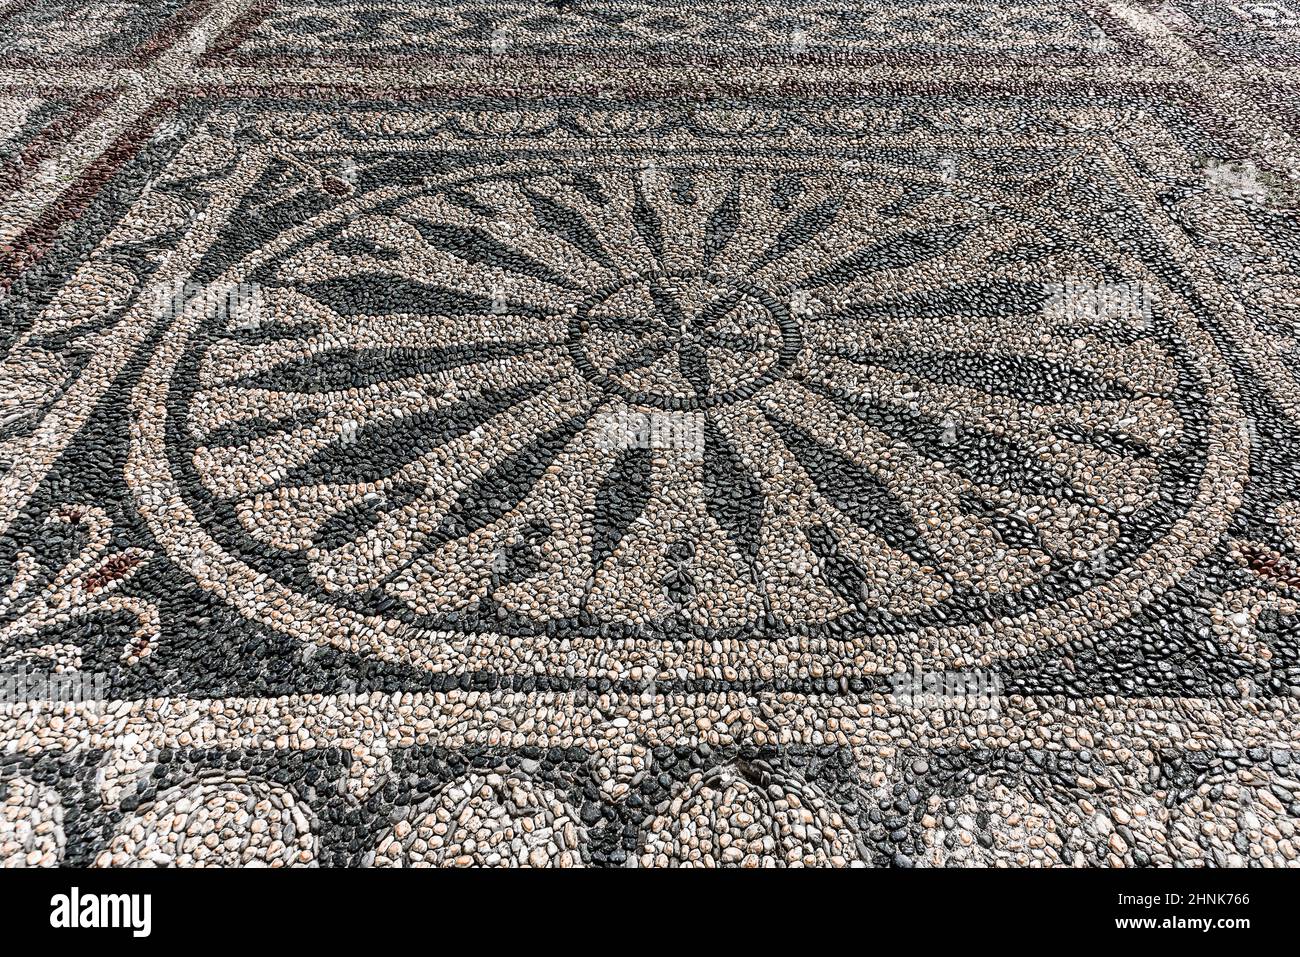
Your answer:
569,271 -> 800,409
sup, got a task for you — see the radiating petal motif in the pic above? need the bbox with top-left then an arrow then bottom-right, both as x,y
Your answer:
0,775 -> 64,868
1161,760 -> 1300,868
373,773 -> 584,867
132,156 -> 1240,671
641,764 -> 861,867
95,777 -> 315,868
916,790 -> 1068,868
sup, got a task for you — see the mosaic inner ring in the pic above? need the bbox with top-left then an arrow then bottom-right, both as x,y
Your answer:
568,271 -> 802,410
127,152 -> 1249,676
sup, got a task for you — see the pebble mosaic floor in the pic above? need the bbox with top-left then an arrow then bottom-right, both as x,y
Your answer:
1,0 -> 1300,868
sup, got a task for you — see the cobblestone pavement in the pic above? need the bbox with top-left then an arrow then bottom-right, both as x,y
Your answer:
2,1 -> 1300,867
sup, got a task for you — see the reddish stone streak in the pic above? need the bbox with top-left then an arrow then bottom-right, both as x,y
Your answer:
0,0 -> 214,68
137,0 -> 217,64
321,174 -> 353,195
0,103 -> 172,288
0,90 -> 115,201
1240,542 -> 1300,590
201,0 -> 276,62
84,553 -> 143,593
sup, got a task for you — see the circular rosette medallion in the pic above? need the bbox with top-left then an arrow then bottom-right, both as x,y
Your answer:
129,156 -> 1245,670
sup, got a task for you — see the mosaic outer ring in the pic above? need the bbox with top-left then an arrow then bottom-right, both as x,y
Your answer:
127,158 -> 1250,676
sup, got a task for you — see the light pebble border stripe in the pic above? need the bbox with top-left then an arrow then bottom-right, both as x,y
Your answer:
2,693 -> 1296,756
